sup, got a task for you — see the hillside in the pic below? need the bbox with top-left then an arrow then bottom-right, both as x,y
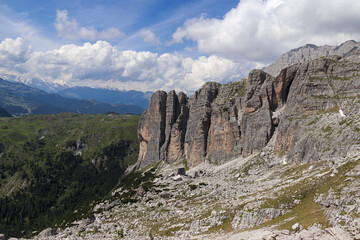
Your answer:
21,53 -> 360,240
0,107 -> 11,117
0,113 -> 139,238
0,78 -> 144,116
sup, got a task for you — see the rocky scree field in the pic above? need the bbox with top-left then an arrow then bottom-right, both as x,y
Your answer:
22,146 -> 360,239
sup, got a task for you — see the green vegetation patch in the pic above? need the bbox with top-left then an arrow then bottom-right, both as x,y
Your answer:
331,74 -> 360,81
321,125 -> 332,133
309,76 -> 325,82
0,113 -> 140,238
182,158 -> 189,171
230,81 -> 247,97
258,159 -> 359,231
316,106 -> 339,115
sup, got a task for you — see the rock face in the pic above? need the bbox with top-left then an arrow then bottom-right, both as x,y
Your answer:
263,40 -> 360,76
137,53 -> 360,169
137,91 -> 167,168
232,208 -> 288,230
275,56 -> 360,163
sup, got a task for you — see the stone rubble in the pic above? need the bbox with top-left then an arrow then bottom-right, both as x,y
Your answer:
13,150 -> 359,240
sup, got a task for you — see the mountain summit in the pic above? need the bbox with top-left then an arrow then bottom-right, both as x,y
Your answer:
263,40 -> 360,76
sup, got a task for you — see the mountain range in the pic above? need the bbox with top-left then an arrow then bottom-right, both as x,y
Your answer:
0,74 -> 152,114
57,87 -> 152,109
0,40 -> 359,240
0,78 -> 145,116
0,74 -> 67,93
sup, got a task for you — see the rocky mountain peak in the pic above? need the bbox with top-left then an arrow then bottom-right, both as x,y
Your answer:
263,40 -> 360,76
137,53 -> 360,169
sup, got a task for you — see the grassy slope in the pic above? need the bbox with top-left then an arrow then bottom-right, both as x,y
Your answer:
0,113 -> 139,237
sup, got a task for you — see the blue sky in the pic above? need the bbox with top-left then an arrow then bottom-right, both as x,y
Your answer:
0,0 -> 360,93
0,0 -> 238,54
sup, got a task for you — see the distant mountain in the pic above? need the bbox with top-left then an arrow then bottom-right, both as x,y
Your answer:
57,87 -> 152,109
263,40 -> 360,76
0,107 -> 11,117
0,74 -> 68,93
0,78 -> 144,116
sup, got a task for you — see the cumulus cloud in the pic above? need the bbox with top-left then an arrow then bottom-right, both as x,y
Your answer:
172,0 -> 360,63
55,10 -> 125,41
0,37 -> 30,68
0,38 -> 246,92
139,29 -> 161,46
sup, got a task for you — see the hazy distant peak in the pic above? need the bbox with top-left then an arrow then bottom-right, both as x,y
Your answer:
0,74 -> 69,93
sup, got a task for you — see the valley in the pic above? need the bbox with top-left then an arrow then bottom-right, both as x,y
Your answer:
0,113 -> 139,238
0,41 -> 359,240
0,79 -> 145,116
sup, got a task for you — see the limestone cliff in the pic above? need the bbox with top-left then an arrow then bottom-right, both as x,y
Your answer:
137,54 -> 360,168
263,40 -> 360,76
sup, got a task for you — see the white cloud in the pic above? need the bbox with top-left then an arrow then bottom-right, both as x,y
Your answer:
0,37 -> 30,68
0,38 -> 247,92
184,47 -> 193,52
139,29 -> 161,46
55,10 -> 125,41
172,0 -> 360,63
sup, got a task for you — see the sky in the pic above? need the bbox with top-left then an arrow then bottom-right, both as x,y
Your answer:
0,0 -> 360,93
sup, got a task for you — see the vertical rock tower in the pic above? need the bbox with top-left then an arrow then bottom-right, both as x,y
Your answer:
137,55 -> 360,169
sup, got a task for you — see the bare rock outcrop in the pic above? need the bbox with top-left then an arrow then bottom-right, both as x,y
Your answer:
137,53 -> 360,168
275,56 -> 360,163
263,40 -> 360,76
232,208 -> 287,230
137,70 -> 290,168
137,90 -> 167,168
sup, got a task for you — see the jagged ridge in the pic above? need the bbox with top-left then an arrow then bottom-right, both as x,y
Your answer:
137,54 -> 360,169
263,40 -> 360,76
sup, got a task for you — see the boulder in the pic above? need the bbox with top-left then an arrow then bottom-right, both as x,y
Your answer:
173,175 -> 183,181
136,186 -> 146,197
177,167 -> 186,176
39,228 -> 57,237
292,223 -> 302,232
